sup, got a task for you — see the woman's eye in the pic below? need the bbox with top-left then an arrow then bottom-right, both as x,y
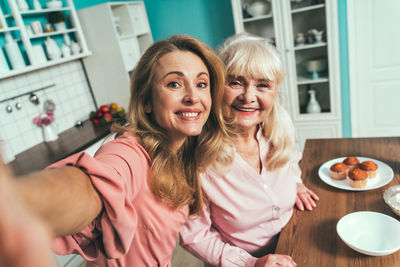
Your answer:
197,82 -> 209,88
258,83 -> 270,88
257,83 -> 272,91
167,81 -> 180,88
228,81 -> 242,88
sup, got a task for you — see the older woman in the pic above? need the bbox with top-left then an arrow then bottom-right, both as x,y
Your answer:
180,33 -> 319,267
0,35 -> 229,267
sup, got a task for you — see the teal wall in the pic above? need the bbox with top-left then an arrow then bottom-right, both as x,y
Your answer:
337,0 -> 351,137
143,0 -> 235,49
75,0 -> 352,137
74,0 -> 235,49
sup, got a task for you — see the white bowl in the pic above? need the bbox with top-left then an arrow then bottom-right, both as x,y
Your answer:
304,58 -> 327,73
337,211 -> 400,256
46,1 -> 62,9
384,185 -> 400,216
247,1 -> 271,17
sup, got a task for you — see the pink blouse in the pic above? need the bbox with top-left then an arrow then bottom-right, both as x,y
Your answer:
180,129 -> 302,267
50,132 -> 189,267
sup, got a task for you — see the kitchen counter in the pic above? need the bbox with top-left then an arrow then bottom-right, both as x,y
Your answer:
10,120 -> 111,176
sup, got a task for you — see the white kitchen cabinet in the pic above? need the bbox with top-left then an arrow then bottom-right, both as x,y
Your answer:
0,0 -> 91,79
231,0 -> 342,150
77,1 -> 153,110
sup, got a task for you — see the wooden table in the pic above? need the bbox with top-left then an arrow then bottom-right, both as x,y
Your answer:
9,120 -> 110,176
275,137 -> 400,266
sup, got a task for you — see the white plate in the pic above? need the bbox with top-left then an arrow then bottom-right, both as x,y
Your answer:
337,211 -> 400,256
318,157 -> 393,191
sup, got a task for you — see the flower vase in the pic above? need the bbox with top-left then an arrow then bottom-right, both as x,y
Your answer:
42,124 -> 58,142
306,90 -> 321,113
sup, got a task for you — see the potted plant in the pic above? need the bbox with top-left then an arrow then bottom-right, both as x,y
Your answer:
47,11 -> 66,31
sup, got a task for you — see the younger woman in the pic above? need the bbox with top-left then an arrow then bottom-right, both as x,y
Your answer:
0,35 -> 228,267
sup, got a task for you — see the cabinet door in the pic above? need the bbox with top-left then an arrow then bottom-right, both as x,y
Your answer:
230,0 -> 341,127
348,0 -> 400,137
280,0 -> 341,121
127,3 -> 150,36
118,37 -> 140,72
295,122 -> 340,151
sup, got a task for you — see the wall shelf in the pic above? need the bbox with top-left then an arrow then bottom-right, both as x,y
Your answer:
0,51 -> 91,80
0,0 -> 91,79
291,3 -> 325,14
28,28 -> 77,39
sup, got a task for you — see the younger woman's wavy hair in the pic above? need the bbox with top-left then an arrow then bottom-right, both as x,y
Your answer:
218,33 -> 296,170
113,35 -> 230,215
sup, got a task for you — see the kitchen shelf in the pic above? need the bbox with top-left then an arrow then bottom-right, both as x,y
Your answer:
243,14 -> 273,23
28,28 -> 77,39
0,26 -> 19,32
0,0 -> 90,79
297,76 -> 328,85
19,7 -> 71,16
0,51 -> 91,80
294,42 -> 327,50
119,33 -> 135,40
291,3 -> 325,13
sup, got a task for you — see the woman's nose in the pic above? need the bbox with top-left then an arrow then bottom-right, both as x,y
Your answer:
240,86 -> 256,103
183,85 -> 199,104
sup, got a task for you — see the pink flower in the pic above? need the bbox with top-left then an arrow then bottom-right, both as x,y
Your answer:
33,111 -> 54,126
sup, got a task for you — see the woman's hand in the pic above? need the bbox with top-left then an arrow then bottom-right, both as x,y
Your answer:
255,254 -> 297,267
0,160 -> 54,267
295,182 -> 319,211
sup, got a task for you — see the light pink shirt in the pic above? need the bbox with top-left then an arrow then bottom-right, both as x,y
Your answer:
50,133 -> 189,267
180,128 -> 302,267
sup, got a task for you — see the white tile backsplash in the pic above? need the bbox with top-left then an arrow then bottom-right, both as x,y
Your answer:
0,60 -> 96,157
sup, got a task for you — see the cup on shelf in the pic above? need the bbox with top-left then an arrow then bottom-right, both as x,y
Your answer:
314,30 -> 324,43
54,22 -> 66,31
46,0 -> 62,9
30,21 -> 43,34
44,23 -> 53,32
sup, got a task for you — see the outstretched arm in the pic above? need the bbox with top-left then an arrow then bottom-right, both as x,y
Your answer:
14,165 -> 103,236
0,159 -> 102,267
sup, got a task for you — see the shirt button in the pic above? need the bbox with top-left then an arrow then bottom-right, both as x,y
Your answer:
274,207 -> 280,212
263,184 -> 268,189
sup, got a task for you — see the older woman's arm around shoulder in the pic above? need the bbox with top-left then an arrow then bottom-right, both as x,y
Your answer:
180,200 -> 259,267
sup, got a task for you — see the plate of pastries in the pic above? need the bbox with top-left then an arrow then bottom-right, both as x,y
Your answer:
318,156 -> 394,191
